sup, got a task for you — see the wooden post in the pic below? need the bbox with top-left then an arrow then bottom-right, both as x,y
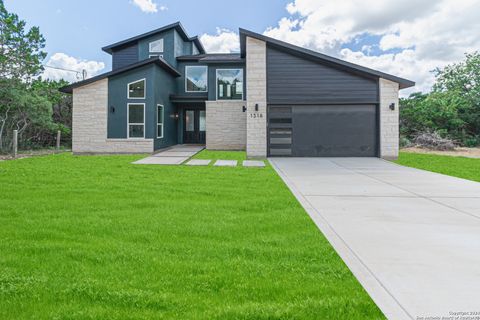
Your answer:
12,129 -> 18,158
56,130 -> 61,150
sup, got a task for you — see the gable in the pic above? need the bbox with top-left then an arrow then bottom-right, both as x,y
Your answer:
266,46 -> 379,104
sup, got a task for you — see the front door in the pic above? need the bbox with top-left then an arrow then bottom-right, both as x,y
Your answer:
183,109 -> 206,144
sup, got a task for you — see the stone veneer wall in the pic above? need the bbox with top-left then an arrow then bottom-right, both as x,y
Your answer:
72,79 -> 153,154
379,78 -> 400,160
205,100 -> 246,150
246,37 -> 267,158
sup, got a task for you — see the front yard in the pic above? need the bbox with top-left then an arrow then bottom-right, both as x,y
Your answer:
396,152 -> 480,182
0,153 -> 383,319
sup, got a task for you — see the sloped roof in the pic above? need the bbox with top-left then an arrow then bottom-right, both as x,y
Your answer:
239,28 -> 415,89
59,57 -> 180,94
102,21 -> 206,54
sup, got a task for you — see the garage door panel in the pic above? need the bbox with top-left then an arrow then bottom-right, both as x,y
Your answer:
293,105 -> 377,157
268,104 -> 378,157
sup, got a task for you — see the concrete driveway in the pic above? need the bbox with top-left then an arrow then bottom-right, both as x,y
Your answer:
270,158 -> 480,320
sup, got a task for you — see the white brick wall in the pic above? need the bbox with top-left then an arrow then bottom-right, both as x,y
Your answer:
205,100 -> 246,150
246,37 -> 267,158
72,79 -> 153,154
379,78 -> 400,160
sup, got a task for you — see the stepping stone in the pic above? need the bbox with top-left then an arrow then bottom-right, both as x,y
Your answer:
243,160 -> 265,167
214,160 -> 237,167
186,159 -> 211,166
133,157 -> 186,165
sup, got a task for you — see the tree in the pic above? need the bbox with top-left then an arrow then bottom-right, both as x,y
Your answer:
0,0 -> 61,151
433,52 -> 480,144
400,52 -> 480,147
0,0 -> 46,80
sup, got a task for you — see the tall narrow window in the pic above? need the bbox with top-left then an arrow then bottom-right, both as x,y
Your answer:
157,105 -> 164,138
128,79 -> 145,99
128,103 -> 145,138
185,66 -> 208,92
199,110 -> 206,132
216,69 -> 243,100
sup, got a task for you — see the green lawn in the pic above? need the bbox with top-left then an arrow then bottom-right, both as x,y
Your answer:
192,149 -> 247,161
396,152 -> 480,182
0,154 -> 383,319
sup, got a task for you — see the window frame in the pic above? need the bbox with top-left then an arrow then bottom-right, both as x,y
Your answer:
185,65 -> 208,93
149,39 -> 164,53
157,104 -> 164,139
127,103 -> 146,139
216,68 -> 244,100
127,78 -> 146,100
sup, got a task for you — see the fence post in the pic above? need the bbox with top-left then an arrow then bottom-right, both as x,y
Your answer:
56,130 -> 61,150
12,129 -> 18,158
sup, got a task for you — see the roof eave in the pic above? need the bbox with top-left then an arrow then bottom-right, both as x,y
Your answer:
59,57 -> 180,94
102,21 -> 205,55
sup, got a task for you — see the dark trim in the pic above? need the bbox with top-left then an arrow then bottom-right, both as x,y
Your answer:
177,54 -> 244,63
169,94 -> 208,103
239,28 -> 415,89
59,57 -> 181,94
266,101 -> 380,105
102,21 -> 206,54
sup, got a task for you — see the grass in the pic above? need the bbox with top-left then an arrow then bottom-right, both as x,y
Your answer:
192,149 -> 247,161
395,152 -> 480,182
0,153 -> 384,319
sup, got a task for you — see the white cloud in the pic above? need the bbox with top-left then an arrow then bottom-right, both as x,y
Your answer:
42,53 -> 105,83
263,0 -> 480,94
131,0 -> 166,13
200,28 -> 239,53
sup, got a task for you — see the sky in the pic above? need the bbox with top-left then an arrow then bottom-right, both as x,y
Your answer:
5,0 -> 480,95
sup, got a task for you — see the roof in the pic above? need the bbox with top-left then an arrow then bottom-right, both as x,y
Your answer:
176,53 -> 244,63
102,21 -> 206,54
59,57 -> 181,94
239,28 -> 415,89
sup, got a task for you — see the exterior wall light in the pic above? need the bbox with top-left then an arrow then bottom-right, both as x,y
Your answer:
389,103 -> 395,110
255,103 -> 259,111
242,106 -> 247,112
110,106 -> 115,113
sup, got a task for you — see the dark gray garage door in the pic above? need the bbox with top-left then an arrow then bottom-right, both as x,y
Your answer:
268,105 -> 378,157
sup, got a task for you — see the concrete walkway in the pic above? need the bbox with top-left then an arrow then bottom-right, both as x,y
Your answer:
133,145 -> 204,165
270,157 -> 480,320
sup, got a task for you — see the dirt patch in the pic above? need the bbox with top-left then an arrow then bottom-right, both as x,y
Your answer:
0,149 -> 70,161
402,147 -> 480,159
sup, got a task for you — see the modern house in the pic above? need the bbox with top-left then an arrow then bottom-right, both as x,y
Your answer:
60,22 -> 415,159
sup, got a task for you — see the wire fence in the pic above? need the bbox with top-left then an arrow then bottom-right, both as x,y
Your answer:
0,129 -> 71,159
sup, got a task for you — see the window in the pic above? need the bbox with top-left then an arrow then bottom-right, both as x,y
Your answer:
128,103 -> 145,138
185,66 -> 208,92
157,105 -> 164,138
149,39 -> 164,53
199,110 -> 206,132
216,69 -> 243,100
128,79 -> 145,99
185,110 -> 195,131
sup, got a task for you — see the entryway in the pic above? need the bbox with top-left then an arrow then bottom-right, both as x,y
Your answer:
133,145 -> 204,165
184,109 -> 206,144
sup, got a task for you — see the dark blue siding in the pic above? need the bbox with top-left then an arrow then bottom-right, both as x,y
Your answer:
112,44 -> 139,70
266,46 -> 379,104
